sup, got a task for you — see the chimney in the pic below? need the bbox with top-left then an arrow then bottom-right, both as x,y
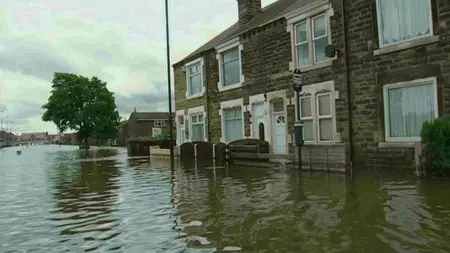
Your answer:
237,0 -> 261,24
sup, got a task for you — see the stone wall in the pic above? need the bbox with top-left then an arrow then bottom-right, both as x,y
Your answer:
172,0 -> 376,171
345,0 -> 450,169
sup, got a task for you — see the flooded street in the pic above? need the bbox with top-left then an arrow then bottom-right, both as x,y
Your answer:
1,145 -> 450,252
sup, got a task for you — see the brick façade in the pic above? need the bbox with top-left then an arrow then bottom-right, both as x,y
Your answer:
174,0 -> 449,171
345,0 -> 450,170
174,0 -> 351,164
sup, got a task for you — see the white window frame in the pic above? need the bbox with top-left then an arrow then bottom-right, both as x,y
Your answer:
175,109 -> 186,145
190,114 -> 205,142
187,105 -> 206,142
215,37 -> 245,92
316,93 -> 333,142
219,98 -> 245,143
299,95 -> 314,141
296,80 -> 338,144
286,1 -> 334,72
383,77 -> 438,142
154,120 -> 165,127
184,57 -> 205,99
375,0 -> 434,48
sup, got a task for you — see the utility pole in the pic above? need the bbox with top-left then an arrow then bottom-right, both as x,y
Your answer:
165,0 -> 175,168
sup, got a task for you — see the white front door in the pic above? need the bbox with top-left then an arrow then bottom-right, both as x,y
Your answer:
252,102 -> 265,139
272,100 -> 286,154
178,116 -> 185,144
179,124 -> 185,144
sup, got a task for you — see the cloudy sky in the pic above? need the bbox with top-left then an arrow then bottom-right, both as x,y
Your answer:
0,0 -> 276,134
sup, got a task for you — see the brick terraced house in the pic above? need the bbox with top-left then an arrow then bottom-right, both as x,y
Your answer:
173,0 -> 450,171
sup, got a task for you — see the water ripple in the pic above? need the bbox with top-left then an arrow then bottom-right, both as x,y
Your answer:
1,146 -> 450,252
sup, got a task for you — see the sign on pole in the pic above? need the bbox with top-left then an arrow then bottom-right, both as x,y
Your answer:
292,68 -> 303,92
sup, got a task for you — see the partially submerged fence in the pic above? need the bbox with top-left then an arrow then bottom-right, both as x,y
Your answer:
179,139 -> 269,169
180,142 -> 226,169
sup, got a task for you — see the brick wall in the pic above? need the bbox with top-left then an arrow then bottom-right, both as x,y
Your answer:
173,0 -> 351,168
345,0 -> 450,169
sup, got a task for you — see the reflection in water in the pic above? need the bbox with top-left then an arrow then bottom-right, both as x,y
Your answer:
0,145 -> 450,252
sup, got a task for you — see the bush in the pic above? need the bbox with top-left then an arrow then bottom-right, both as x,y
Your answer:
420,116 -> 450,173
152,133 -> 173,141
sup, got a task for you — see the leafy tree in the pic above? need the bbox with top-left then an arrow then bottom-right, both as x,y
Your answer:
42,73 -> 120,149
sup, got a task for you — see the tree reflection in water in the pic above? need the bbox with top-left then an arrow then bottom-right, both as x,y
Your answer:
48,148 -> 121,250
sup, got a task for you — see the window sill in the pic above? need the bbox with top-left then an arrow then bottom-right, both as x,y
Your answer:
218,82 -> 242,92
186,92 -> 204,100
373,36 -> 439,56
378,142 -> 418,148
300,142 -> 345,147
297,60 -> 333,73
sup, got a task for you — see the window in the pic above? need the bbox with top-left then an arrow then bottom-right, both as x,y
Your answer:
299,93 -> 334,142
190,114 -> 204,141
317,93 -> 333,141
300,97 -> 314,141
221,47 -> 241,87
383,78 -> 437,142
223,107 -> 243,142
186,61 -> 203,97
376,0 -> 433,47
294,14 -> 329,67
154,120 -> 165,127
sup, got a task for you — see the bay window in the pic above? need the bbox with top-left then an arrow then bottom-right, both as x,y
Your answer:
190,114 -> 204,141
223,106 -> 243,142
299,92 -> 335,143
383,77 -> 438,142
376,0 -> 433,47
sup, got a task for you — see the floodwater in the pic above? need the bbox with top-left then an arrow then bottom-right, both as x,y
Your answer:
0,145 -> 450,253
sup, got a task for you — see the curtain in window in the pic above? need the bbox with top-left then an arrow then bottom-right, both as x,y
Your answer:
224,107 -> 243,142
223,48 -> 240,86
387,82 -> 435,138
300,97 -> 314,141
191,115 -> 204,141
189,64 -> 202,95
313,15 -> 328,63
295,22 -> 309,67
317,94 -> 333,141
377,0 -> 431,46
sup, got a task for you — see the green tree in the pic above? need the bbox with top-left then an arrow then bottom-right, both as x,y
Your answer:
42,73 -> 120,149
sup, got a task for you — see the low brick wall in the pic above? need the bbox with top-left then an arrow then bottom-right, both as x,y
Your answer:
127,139 -> 175,156
229,143 -> 349,173
149,146 -> 180,158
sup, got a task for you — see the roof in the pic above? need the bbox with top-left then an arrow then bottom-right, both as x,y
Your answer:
129,112 -> 174,120
176,0 -> 314,65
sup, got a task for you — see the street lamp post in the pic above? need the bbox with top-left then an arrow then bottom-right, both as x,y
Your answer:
293,68 -> 304,170
165,0 -> 175,168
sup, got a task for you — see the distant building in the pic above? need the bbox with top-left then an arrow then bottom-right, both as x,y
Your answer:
18,132 -> 49,143
0,131 -> 15,147
119,110 -> 175,143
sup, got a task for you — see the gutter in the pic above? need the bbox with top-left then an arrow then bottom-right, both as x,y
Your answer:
204,53 -> 212,141
341,0 -> 354,173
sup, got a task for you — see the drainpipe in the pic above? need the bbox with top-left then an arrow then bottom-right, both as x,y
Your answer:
341,0 -> 354,173
204,53 -> 211,142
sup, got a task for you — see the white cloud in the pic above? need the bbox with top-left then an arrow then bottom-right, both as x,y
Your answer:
0,0 -> 277,134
